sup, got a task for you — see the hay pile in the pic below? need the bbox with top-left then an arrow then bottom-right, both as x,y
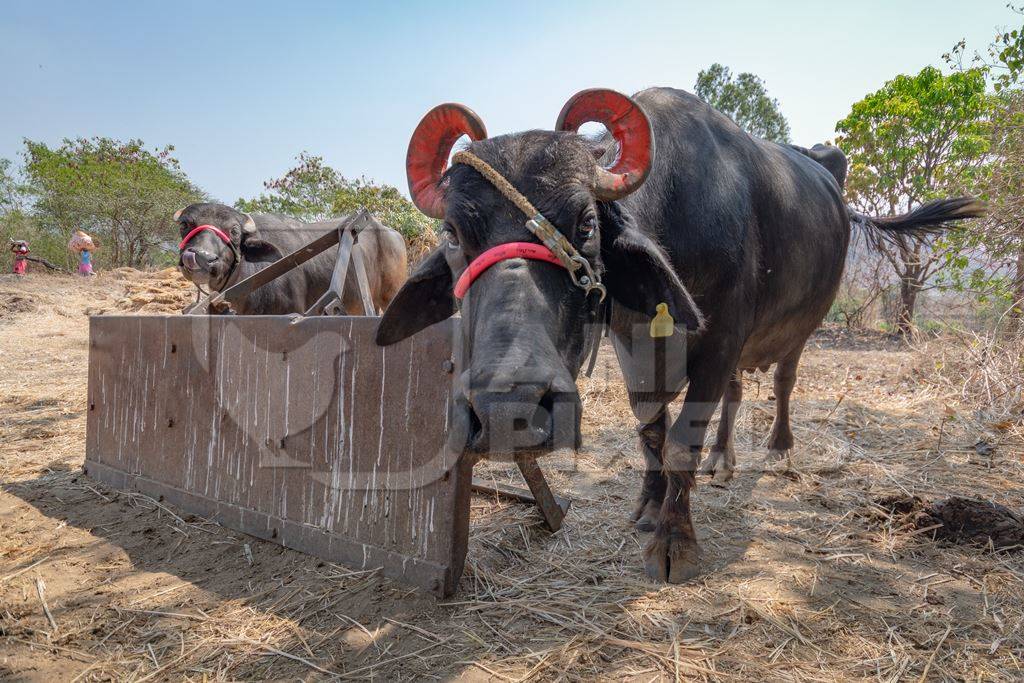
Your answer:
110,267 -> 195,313
406,229 -> 440,266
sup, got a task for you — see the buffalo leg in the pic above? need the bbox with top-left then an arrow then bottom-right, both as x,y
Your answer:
632,410 -> 668,532
767,348 -> 802,460
644,354 -> 734,583
699,370 -> 742,486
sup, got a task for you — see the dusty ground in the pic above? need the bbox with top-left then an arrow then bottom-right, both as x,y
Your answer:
1,271 -> 1023,681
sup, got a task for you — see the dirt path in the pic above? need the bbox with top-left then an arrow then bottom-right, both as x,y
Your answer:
2,272 -> 1023,681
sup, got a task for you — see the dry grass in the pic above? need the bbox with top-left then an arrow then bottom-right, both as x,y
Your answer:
916,320 -> 1024,447
1,272 -> 1023,681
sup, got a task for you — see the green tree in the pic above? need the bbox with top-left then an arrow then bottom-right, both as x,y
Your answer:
938,89 -> 1024,313
985,94 -> 1024,317
695,63 -> 791,143
235,152 -> 437,240
944,9 -> 1024,317
22,137 -> 205,268
0,158 -> 26,214
835,66 -> 991,334
0,157 -> 61,267
945,5 -> 1024,93
0,158 -> 34,254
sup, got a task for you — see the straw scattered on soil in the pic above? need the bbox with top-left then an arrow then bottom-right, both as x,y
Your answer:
1,271 -> 1023,681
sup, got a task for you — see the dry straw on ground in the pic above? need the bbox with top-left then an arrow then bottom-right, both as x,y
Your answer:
1,271 -> 1022,681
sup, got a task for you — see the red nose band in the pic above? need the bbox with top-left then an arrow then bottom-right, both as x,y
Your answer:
179,224 -> 233,251
453,242 -> 566,299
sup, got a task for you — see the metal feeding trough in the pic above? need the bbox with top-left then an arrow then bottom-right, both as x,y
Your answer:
84,211 -> 568,596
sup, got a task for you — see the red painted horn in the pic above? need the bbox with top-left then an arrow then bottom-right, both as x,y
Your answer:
406,103 -> 487,219
556,89 -> 654,200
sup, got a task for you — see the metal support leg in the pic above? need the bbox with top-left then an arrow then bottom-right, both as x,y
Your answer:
471,458 -> 571,532
304,226 -> 356,317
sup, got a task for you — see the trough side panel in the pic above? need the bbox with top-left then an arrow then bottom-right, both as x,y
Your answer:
86,315 -> 466,594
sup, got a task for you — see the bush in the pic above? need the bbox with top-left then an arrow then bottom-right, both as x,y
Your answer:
235,152 -> 439,246
21,137 -> 205,269
2,211 -> 74,272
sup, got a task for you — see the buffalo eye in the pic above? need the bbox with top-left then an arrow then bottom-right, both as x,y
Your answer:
578,214 -> 598,240
442,222 -> 460,250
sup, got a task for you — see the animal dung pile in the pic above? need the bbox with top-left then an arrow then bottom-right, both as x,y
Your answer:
871,494 -> 1024,549
0,292 -> 38,319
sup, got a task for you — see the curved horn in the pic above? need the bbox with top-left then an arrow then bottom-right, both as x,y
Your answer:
556,89 -> 653,200
406,103 -> 487,219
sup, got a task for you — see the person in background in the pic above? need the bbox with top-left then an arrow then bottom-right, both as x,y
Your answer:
68,230 -> 97,276
9,240 -> 30,275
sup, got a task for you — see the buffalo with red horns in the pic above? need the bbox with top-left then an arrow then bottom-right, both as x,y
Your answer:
377,87 -> 984,583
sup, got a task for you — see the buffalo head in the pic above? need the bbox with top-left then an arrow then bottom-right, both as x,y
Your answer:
174,203 -> 278,291
377,89 -> 701,458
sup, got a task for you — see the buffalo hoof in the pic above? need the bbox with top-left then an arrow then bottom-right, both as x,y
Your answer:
765,449 -> 794,478
699,449 -> 734,487
643,533 -> 702,583
710,468 -> 734,487
632,498 -> 661,533
766,448 -> 792,471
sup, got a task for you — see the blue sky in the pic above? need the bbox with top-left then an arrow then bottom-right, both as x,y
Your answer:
1,0 -> 1015,204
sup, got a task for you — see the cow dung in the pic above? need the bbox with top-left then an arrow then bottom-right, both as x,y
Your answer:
874,494 -> 1024,550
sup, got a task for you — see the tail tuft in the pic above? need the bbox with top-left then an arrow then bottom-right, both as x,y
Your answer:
850,197 -> 986,246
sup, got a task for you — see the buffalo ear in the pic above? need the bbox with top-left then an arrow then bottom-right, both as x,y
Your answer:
376,247 -> 455,345
240,238 -> 282,263
598,202 -> 703,331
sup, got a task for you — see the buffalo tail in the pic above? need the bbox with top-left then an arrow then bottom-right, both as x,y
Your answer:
849,197 -> 986,246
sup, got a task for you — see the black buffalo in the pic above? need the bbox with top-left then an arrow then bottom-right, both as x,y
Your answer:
176,202 -> 408,315
377,87 -> 983,583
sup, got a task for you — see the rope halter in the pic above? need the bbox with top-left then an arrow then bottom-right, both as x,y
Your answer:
450,151 -> 606,302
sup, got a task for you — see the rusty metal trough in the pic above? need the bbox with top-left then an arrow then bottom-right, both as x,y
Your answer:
85,315 -> 475,594
84,213 -> 569,596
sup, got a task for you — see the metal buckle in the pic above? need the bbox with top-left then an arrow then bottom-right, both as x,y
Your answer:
526,216 -> 606,302
569,254 -> 607,302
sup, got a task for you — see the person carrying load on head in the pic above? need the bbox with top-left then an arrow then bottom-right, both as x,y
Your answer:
9,240 -> 30,275
68,230 -> 97,276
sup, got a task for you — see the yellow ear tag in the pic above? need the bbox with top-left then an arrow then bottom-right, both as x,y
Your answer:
650,302 -> 674,338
